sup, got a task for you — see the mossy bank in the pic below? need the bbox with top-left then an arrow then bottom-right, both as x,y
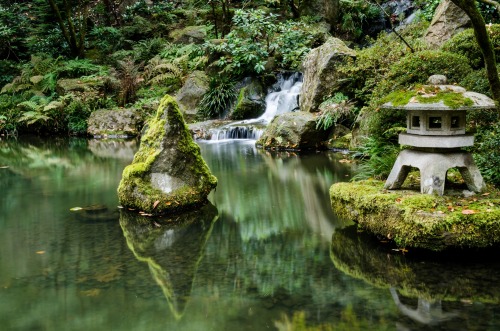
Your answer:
330,180 -> 500,251
117,95 -> 217,215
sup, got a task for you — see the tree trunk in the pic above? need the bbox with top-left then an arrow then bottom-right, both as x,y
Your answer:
46,0 -> 86,58
450,0 -> 500,109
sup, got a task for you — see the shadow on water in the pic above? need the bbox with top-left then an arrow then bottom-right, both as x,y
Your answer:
331,226 -> 500,330
119,203 -> 218,319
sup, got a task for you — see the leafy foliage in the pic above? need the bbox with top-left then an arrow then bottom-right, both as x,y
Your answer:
474,123 -> 500,186
316,93 -> 355,131
133,38 -> 167,63
198,76 -> 236,119
338,0 -> 382,40
143,56 -> 182,90
351,136 -> 400,181
115,58 -> 143,106
442,24 -> 500,70
160,43 -> 207,73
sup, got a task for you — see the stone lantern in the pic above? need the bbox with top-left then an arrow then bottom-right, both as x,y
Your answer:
383,75 -> 495,195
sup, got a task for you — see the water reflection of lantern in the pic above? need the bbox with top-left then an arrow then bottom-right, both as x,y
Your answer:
383,75 -> 495,195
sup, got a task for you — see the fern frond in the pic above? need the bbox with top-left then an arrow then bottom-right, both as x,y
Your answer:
149,73 -> 178,85
17,101 -> 39,111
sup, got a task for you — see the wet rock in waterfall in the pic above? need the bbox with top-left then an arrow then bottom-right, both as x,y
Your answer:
424,0 -> 471,49
256,111 -> 330,150
300,37 -> 356,113
119,203 -> 218,318
87,108 -> 145,138
230,78 -> 266,120
176,70 -> 209,121
117,95 -> 217,214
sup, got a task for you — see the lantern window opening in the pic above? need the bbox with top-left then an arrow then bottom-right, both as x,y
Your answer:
411,115 -> 421,129
428,116 -> 442,130
450,116 -> 460,129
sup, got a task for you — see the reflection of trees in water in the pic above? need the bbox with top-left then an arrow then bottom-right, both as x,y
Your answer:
119,204 -> 218,319
331,226 -> 500,330
200,141 -> 352,241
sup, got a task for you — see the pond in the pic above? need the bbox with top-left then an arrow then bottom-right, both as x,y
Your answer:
1,136 -> 500,331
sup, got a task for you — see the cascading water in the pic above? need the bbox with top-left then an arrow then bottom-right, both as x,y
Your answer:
208,73 -> 303,141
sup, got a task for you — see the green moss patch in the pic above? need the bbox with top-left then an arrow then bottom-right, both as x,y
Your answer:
117,95 -> 217,215
383,85 -> 474,109
330,180 -> 500,251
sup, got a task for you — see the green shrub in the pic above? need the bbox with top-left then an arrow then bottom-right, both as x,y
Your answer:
338,22 -> 429,106
133,38 -> 167,63
160,43 -> 207,73
441,25 -> 500,69
338,0 -> 382,40
351,136 -> 400,181
198,76 -> 236,119
474,123 -> 500,186
359,50 -> 472,143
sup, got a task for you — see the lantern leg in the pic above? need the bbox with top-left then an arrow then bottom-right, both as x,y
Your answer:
385,153 -> 412,190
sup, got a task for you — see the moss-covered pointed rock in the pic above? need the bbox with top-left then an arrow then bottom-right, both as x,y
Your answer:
117,95 -> 217,214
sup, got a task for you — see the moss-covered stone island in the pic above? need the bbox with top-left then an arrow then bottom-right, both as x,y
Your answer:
330,180 -> 500,251
117,95 -> 217,215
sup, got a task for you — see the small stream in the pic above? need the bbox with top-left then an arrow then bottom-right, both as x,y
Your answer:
1,137 -> 500,330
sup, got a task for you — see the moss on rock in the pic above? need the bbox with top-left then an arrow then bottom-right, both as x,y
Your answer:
117,95 -> 217,215
330,180 -> 500,251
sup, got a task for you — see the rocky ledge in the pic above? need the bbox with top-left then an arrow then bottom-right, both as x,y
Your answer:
330,180 -> 500,251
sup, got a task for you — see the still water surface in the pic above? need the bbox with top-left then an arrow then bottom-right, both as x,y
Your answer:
1,136 -> 500,330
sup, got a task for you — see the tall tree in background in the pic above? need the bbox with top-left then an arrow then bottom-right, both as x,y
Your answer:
451,0 -> 500,109
46,0 -> 89,58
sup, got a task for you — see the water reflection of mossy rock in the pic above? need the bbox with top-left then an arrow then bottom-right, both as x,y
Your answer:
256,111 -> 329,151
117,95 -> 217,214
330,180 -> 500,251
119,203 -> 218,318
331,226 -> 500,303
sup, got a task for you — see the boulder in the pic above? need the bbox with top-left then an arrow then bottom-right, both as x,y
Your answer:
87,108 -> 144,138
256,111 -> 329,150
117,95 -> 217,214
424,0 -> 471,49
176,70 -> 209,118
300,37 -> 356,113
230,78 -> 266,120
170,26 -> 207,45
56,77 -> 105,95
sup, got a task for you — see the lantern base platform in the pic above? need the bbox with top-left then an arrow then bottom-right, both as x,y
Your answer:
384,149 -> 485,196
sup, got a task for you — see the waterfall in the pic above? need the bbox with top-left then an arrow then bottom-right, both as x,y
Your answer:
208,73 -> 303,141
258,72 -> 302,124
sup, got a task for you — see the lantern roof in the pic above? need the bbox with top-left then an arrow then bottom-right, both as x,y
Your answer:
381,75 -> 496,111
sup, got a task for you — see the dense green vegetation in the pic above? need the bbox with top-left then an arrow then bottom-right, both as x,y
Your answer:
1,0 -> 500,185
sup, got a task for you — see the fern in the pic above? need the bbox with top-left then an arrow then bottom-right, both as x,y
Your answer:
143,56 -> 182,86
18,111 -> 51,125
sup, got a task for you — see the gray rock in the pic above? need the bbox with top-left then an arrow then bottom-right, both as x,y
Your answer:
87,108 -> 144,138
230,78 -> 266,120
256,111 -> 329,150
176,71 -> 209,117
300,37 -> 356,113
117,95 -> 217,214
424,0 -> 471,49
56,77 -> 105,95
170,26 -> 207,45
